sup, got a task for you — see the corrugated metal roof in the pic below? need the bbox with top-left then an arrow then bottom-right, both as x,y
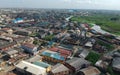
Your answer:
22,43 -> 36,49
49,47 -> 72,56
6,49 -> 18,55
67,57 -> 91,71
16,61 -> 46,75
80,66 -> 101,75
49,47 -> 58,52
33,61 -> 50,68
112,57 -> 120,70
41,50 -> 65,60
51,57 -> 91,73
26,55 -> 42,63
52,64 -> 69,73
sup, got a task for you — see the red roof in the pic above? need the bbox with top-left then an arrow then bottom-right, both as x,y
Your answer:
60,53 -> 68,59
59,48 -> 71,55
49,47 -> 72,56
22,43 -> 36,49
49,47 -> 59,52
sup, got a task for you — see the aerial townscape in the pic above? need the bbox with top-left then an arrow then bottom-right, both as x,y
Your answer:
0,8 -> 119,75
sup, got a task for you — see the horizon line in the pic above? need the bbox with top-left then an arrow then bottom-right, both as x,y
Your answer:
0,7 -> 120,11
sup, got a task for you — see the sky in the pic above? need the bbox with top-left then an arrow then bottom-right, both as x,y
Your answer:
0,0 -> 120,10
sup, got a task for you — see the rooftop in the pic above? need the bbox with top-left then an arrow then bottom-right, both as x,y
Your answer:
0,72 -> 16,75
22,43 -> 36,49
16,61 -> 46,75
80,66 -> 101,75
112,57 -> 120,69
49,47 -> 72,55
67,57 -> 91,71
1,28 -> 12,31
41,50 -> 65,60
52,57 -> 90,73
33,61 -> 51,68
78,49 -> 89,58
52,63 -> 69,74
5,49 -> 18,55
26,55 -> 42,63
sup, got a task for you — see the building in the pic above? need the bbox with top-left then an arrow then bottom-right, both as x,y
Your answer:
33,61 -> 51,72
26,55 -> 42,63
78,66 -> 101,75
15,61 -> 46,75
0,30 -> 6,35
13,18 -> 23,23
95,60 -> 109,69
5,49 -> 18,58
112,57 -> 120,72
0,72 -> 16,75
116,36 -> 120,41
58,44 -> 74,51
14,30 -> 32,36
0,36 -> 13,42
51,57 -> 91,75
21,43 -> 38,55
41,50 -> 65,63
13,36 -> 34,44
78,49 -> 89,58
51,63 -> 69,75
0,42 -> 17,50
49,47 -> 72,58
84,41 -> 93,48
1,28 -> 13,34
66,57 -> 91,72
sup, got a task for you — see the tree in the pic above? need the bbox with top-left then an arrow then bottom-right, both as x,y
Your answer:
86,51 -> 100,64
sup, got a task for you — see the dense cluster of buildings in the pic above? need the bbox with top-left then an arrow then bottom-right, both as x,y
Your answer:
0,8 -> 119,75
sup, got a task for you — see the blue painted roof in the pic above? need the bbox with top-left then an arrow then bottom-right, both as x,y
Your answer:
33,61 -> 50,68
41,51 -> 65,60
16,18 -> 23,20
13,18 -> 23,23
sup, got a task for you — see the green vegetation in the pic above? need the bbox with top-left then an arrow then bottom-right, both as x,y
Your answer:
33,39 -> 40,45
97,40 -> 115,51
43,34 -> 54,41
107,66 -> 114,75
86,51 -> 100,64
29,32 -> 39,37
71,14 -> 120,35
107,66 -> 119,75
89,23 -> 94,27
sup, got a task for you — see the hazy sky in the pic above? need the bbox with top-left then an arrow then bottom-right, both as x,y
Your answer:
0,0 -> 120,10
